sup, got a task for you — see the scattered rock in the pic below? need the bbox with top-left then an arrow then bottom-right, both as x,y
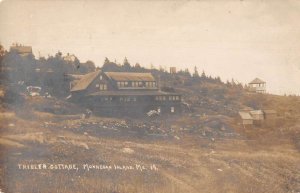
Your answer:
122,147 -> 134,154
8,123 -> 15,127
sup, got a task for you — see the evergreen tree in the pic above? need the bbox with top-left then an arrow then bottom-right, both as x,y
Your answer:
135,63 -> 141,68
184,68 -> 191,77
104,57 -> 110,64
193,66 -> 199,77
0,44 -> 6,65
215,76 -> 221,83
102,58 -> 121,72
201,70 -> 206,78
122,57 -> 131,71
231,78 -> 236,86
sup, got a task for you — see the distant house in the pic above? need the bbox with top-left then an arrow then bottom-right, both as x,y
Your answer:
263,110 -> 277,120
70,70 -> 182,116
239,112 -> 254,125
248,78 -> 266,93
10,45 -> 33,56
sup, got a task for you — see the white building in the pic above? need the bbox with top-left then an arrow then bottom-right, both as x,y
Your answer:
248,78 -> 266,93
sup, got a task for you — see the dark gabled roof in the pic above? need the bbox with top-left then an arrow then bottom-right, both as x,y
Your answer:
88,90 -> 180,96
70,70 -> 101,92
105,72 -> 155,82
249,78 -> 265,84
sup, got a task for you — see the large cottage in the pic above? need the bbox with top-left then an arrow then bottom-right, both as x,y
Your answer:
69,70 -> 182,116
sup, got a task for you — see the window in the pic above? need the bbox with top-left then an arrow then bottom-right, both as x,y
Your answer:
100,97 -> 111,102
171,107 -> 175,113
147,82 -> 155,87
156,96 -> 168,101
99,84 -> 107,90
99,75 -> 103,80
96,84 -> 99,88
120,97 -> 135,102
118,82 -> 127,87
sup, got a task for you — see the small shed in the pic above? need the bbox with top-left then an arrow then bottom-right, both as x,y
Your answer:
239,112 -> 253,125
263,110 -> 277,120
250,110 -> 264,121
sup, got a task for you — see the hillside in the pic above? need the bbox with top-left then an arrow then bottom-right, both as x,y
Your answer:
1,46 -> 300,193
0,76 -> 300,193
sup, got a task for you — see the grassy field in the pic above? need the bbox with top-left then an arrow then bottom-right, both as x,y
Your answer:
0,101 -> 299,193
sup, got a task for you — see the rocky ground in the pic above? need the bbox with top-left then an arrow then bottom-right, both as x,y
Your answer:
0,100 -> 299,193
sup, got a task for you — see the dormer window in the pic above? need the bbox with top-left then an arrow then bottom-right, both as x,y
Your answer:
99,84 -> 107,90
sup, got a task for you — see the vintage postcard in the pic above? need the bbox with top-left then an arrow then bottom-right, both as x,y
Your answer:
0,0 -> 299,193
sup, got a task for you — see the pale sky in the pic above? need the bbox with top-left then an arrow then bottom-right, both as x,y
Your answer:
0,0 -> 300,95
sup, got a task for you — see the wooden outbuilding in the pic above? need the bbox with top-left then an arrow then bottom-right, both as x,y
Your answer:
239,112 -> 254,125
250,110 -> 264,121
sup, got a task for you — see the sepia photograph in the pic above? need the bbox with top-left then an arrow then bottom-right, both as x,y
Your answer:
0,0 -> 300,192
